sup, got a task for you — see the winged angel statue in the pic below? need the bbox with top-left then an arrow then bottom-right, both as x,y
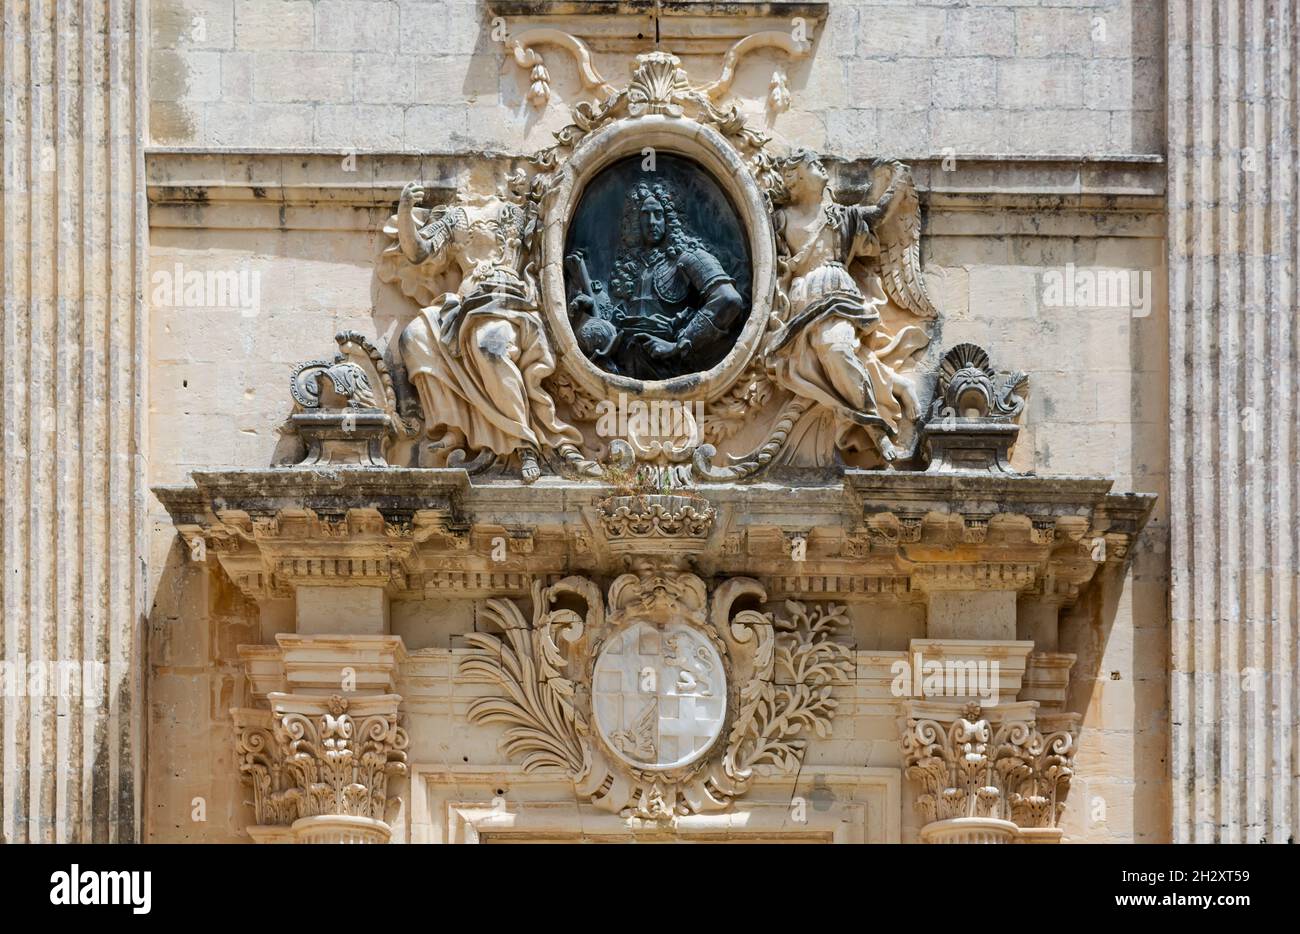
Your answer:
377,175 -> 592,482
765,151 -> 937,464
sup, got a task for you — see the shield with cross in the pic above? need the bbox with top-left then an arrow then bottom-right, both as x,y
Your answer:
592,620 -> 727,771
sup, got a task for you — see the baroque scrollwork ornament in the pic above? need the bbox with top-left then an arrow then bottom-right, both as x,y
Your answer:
372,41 -> 963,482
459,570 -> 852,820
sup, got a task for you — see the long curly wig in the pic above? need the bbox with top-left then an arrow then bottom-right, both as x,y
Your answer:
609,181 -> 702,300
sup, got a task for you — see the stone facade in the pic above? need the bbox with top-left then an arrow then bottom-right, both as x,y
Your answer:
0,0 -> 1292,846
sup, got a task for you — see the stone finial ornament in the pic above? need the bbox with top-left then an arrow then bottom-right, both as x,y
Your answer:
920,343 -> 1029,475
286,330 -> 417,467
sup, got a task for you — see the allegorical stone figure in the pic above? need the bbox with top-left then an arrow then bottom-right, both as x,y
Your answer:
379,179 -> 584,482
566,181 -> 745,380
765,151 -> 936,463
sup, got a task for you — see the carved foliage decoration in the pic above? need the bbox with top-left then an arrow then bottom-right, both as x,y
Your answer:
233,694 -> 409,827
725,601 -> 853,778
460,589 -> 591,774
900,703 -> 1075,829
459,571 -> 852,820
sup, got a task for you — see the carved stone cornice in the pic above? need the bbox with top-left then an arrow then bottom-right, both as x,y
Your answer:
156,469 -> 1154,610
899,700 -> 1079,844
232,693 -> 409,844
156,470 -> 465,599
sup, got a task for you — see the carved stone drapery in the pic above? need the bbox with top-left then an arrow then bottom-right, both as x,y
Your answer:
232,693 -> 409,844
899,701 -> 1078,844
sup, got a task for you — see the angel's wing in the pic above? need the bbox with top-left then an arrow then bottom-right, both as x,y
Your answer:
866,160 -> 939,319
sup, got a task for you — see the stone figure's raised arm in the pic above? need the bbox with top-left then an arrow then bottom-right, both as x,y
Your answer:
396,180 -> 466,266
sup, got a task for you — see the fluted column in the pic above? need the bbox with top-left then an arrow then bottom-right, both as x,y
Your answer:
1,0 -> 146,842
1168,0 -> 1298,843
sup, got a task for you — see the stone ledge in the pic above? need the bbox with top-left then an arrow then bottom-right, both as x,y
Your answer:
154,467 -> 470,521
155,467 -> 1156,604
145,150 -> 1167,232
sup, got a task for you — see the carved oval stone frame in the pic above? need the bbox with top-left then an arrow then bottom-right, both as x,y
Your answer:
540,115 -> 776,403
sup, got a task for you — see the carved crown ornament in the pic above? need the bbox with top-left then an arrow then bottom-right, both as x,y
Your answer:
459,568 -> 853,820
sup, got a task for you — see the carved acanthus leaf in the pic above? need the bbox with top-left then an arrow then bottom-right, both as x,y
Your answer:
900,703 -> 1077,829
232,695 -> 409,827
459,590 -> 589,774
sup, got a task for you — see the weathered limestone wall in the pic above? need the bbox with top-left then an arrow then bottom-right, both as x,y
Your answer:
141,158 -> 1171,843
148,0 -> 1163,157
1,2 -> 147,842
140,2 -> 1172,843
1167,0 -> 1298,844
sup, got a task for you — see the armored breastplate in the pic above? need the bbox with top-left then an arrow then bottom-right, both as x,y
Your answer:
629,266 -> 659,317
652,256 -> 689,304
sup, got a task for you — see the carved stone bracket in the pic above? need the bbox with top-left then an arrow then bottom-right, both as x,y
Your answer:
491,3 -> 826,109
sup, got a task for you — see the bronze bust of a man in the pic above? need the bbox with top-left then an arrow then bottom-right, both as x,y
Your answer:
566,181 -> 745,380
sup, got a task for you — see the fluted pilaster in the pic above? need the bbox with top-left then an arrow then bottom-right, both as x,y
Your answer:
1168,0 -> 1298,843
1,0 -> 146,842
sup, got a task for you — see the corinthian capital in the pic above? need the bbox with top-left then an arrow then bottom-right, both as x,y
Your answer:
232,693 -> 409,843
899,701 -> 1078,844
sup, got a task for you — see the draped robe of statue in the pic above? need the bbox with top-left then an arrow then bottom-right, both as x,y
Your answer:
383,200 -> 582,460
766,201 -> 928,453
400,274 -> 581,458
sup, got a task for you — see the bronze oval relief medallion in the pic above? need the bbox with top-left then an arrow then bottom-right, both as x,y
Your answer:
563,153 -> 753,381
